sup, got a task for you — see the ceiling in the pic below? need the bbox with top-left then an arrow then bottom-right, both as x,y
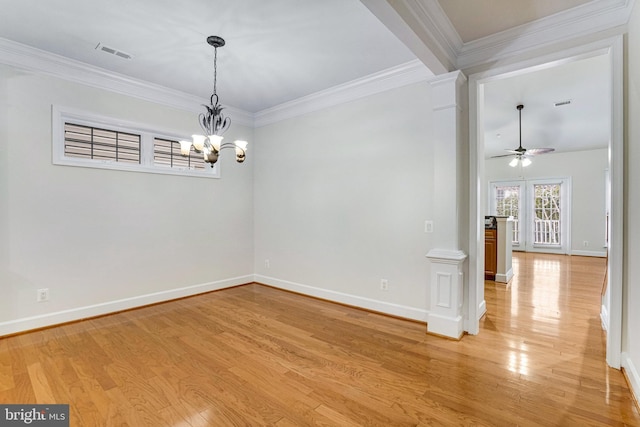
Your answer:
482,53 -> 610,159
434,0 -> 611,159
0,0 -> 619,157
0,0 -> 417,113
437,0 -> 593,43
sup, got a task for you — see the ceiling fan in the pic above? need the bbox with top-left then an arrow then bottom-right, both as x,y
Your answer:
492,104 -> 555,167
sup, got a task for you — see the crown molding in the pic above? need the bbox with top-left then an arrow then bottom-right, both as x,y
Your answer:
0,37 -> 255,127
0,37 -> 433,129
254,59 -> 432,127
399,0 -> 462,68
361,0 -> 631,75
457,0 -> 633,69
420,0 -> 634,71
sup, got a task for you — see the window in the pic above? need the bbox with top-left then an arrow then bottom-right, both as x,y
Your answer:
64,123 -> 140,164
153,138 -> 205,170
490,178 -> 570,254
532,183 -> 561,245
495,185 -> 521,244
52,106 -> 219,178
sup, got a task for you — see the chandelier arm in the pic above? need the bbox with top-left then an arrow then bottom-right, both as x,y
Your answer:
220,142 -> 246,161
198,112 -> 210,135
219,142 -> 241,151
218,116 -> 231,135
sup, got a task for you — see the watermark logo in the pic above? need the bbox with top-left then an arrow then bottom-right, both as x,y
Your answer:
0,405 -> 69,426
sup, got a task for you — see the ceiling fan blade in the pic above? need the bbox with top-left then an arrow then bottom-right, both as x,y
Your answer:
491,154 -> 518,158
504,149 -> 522,154
525,147 -> 555,156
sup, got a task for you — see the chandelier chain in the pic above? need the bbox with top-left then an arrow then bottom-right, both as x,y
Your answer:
213,47 -> 218,96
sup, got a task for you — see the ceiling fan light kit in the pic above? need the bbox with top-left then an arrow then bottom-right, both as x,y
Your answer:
492,104 -> 555,168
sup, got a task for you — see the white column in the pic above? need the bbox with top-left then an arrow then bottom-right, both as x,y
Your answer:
426,70 -> 468,339
495,217 -> 513,283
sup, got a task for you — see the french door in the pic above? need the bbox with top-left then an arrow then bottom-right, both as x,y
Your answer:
490,178 -> 570,254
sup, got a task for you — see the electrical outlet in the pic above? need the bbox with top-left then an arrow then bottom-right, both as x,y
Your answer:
264,259 -> 270,268
37,288 -> 49,302
380,279 -> 389,291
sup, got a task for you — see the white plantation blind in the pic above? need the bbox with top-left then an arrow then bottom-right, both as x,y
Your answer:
53,106 -> 219,178
154,138 -> 205,170
64,123 -> 140,163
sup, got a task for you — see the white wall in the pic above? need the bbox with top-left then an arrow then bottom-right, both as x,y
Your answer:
253,81 -> 435,320
0,66 -> 254,334
622,0 -> 640,402
0,67 -> 8,292
485,149 -> 608,256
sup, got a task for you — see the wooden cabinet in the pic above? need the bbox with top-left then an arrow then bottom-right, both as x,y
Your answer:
485,228 -> 497,280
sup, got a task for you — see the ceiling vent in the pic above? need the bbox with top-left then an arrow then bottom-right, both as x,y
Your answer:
554,99 -> 572,107
95,43 -> 132,60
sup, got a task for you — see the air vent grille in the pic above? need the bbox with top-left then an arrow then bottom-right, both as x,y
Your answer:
95,43 -> 132,60
554,100 -> 572,107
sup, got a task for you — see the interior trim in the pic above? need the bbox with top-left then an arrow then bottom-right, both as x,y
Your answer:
0,37 -> 433,129
254,274 -> 428,322
253,60 -> 432,127
622,352 -> 640,411
0,275 -> 253,336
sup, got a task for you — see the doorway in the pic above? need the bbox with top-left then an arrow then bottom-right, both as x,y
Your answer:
468,36 -> 623,369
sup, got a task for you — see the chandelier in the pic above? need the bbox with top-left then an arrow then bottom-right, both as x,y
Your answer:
180,36 -> 247,165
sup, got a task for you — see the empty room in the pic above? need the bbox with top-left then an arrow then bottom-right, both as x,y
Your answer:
1,0 -> 640,425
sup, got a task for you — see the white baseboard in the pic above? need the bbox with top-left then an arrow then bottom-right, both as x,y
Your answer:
571,249 -> 608,257
254,274 -> 428,323
0,275 -> 253,336
495,268 -> 513,283
601,304 -> 610,331
478,299 -> 487,319
621,352 -> 640,408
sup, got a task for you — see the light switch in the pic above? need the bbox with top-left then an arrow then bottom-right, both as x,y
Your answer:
425,220 -> 433,233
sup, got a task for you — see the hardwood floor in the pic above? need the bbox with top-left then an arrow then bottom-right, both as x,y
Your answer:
1,253 -> 638,426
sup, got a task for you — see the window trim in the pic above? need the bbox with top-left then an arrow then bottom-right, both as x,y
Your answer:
52,105 -> 220,178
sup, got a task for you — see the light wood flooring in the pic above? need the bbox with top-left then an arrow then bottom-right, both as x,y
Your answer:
1,253 -> 638,426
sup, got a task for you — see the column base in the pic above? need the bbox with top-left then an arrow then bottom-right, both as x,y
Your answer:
426,248 -> 467,340
427,312 -> 464,340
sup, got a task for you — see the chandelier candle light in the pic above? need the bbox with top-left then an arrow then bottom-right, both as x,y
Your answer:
180,35 -> 247,165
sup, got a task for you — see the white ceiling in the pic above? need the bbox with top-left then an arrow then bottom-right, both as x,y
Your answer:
0,0 -> 620,157
482,53 -> 610,159
0,0 -> 416,113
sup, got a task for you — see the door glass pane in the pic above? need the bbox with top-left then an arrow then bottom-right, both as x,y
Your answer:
495,185 -> 520,244
533,184 -> 561,245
